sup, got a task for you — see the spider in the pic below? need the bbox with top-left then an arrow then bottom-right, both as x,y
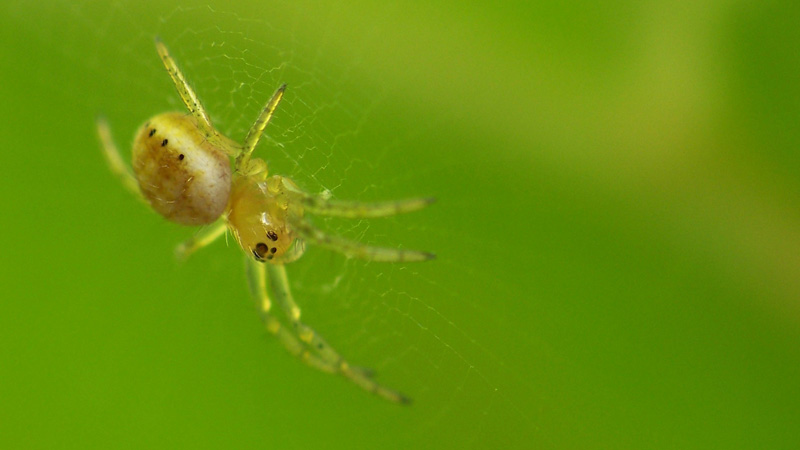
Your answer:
96,38 -> 434,404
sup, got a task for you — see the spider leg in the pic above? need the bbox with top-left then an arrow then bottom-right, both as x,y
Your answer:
174,218 -> 228,261
299,194 -> 436,219
248,259 -> 411,404
154,38 -> 213,134
236,84 -> 287,173
96,116 -> 144,200
292,219 -> 435,262
245,259 -> 338,372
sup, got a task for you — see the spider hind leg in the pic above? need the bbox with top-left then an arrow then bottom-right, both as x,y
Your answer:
155,38 -> 213,132
174,218 -> 228,261
96,116 -> 144,200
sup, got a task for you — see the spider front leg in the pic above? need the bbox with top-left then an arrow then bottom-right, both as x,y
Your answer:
276,175 -> 435,219
292,218 -> 435,262
266,264 -> 355,366
247,259 -> 411,404
299,194 -> 436,219
245,259 -> 336,372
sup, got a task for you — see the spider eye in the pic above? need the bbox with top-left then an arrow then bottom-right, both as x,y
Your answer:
252,242 -> 269,261
252,242 -> 279,261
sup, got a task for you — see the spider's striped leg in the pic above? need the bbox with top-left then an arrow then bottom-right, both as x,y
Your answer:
96,117 -> 144,200
264,263 -> 411,404
292,219 -> 435,262
175,218 -> 228,261
155,39 -> 213,133
236,84 -> 286,172
299,194 -> 435,219
265,263 -> 367,375
155,39 -> 243,156
246,258 -> 343,375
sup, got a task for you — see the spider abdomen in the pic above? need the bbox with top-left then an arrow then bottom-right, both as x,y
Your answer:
132,112 -> 231,225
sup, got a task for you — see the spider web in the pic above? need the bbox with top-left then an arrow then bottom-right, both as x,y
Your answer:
27,1 -> 537,448
9,1 -> 800,448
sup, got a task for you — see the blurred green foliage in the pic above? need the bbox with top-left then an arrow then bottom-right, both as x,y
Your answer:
1,1 -> 800,448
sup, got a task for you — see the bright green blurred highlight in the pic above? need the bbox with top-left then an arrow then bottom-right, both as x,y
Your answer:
2,1 -> 800,449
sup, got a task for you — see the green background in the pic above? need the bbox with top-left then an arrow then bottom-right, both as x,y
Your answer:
2,1 -> 800,448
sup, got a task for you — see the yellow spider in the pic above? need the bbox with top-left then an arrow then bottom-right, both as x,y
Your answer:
96,38 -> 434,404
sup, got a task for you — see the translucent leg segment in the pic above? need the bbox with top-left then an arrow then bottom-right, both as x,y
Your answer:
300,194 -> 435,219
266,264 -> 361,375
236,84 -> 287,173
96,117 -> 143,200
247,259 -> 411,404
245,259 -> 334,371
155,38 -> 213,133
292,219 -> 435,262
174,219 -> 228,261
